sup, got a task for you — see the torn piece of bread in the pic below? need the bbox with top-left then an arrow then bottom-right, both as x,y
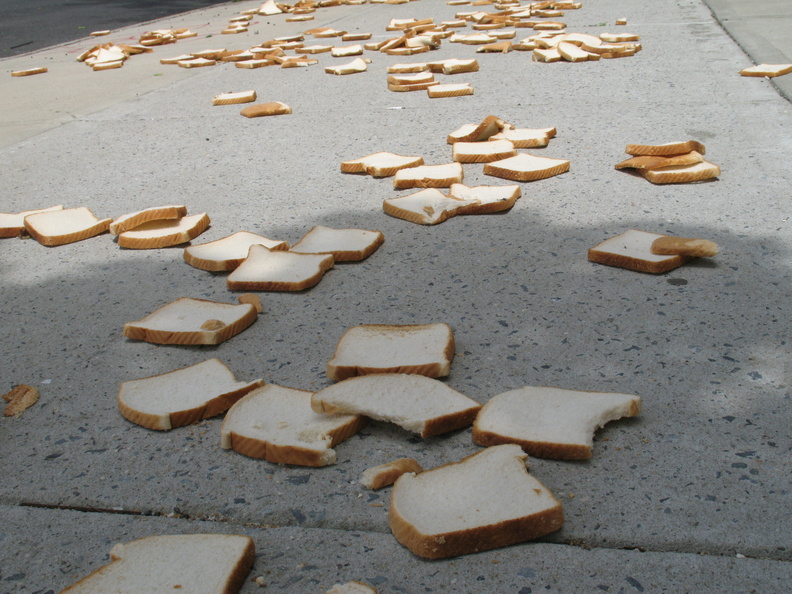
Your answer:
489,127 -> 556,148
331,44 -> 363,57
447,115 -> 513,143
588,229 -> 691,274
226,244 -> 334,291
452,139 -> 517,163
361,458 -> 423,490
614,151 -> 704,171
221,384 -> 365,466
3,384 -> 40,417
290,225 -> 384,261
24,207 -> 111,246
341,152 -> 424,177
123,297 -> 258,345
740,63 -> 792,78
212,90 -> 257,105
61,534 -> 255,594
240,102 -> 292,117
0,205 -> 63,238
448,183 -> 521,214
117,213 -> 210,249
325,57 -> 369,75
118,359 -> 264,430
183,231 -> 289,271
483,153 -> 570,181
625,140 -> 706,156
650,236 -> 720,257
110,205 -> 187,235
389,444 -> 563,559
641,160 -> 720,184
473,386 -> 642,459
325,581 -> 378,594
427,83 -> 473,98
393,162 -> 464,189
327,323 -> 455,381
312,373 -> 481,438
383,188 -> 477,225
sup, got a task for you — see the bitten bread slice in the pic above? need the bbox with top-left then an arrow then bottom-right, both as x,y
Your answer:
393,162 -> 464,189
341,152 -> 424,177
290,225 -> 384,261
183,231 -> 289,271
452,139 -> 517,163
389,444 -> 563,559
473,386 -> 642,459
588,229 -> 690,273
641,160 -> 720,184
24,207 -> 111,246
383,188 -> 477,225
221,384 -> 365,466
448,183 -> 521,214
327,323 -> 455,381
650,236 -> 720,257
123,297 -> 258,345
61,534 -> 255,593
0,205 -> 63,238
118,359 -> 264,430
483,153 -> 569,181
361,458 -> 423,489
110,205 -> 188,235
117,213 -> 210,249
312,373 -> 481,437
227,244 -> 334,291
625,140 -> 706,156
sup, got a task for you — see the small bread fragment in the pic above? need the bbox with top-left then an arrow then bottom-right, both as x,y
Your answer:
393,162 -> 464,189
11,67 -> 48,77
123,297 -> 257,345
327,323 -> 455,381
447,115 -> 513,143
389,444 -> 564,559
383,189 -> 477,225
614,151 -> 704,171
221,384 -> 365,466
472,386 -> 642,459
588,229 -> 690,273
227,244 -> 334,291
118,359 -> 265,430
183,231 -> 289,271
290,225 -> 384,261
117,213 -> 210,249
361,458 -> 423,490
650,236 -> 720,257
240,102 -> 292,117
24,207 -> 111,246
110,205 -> 188,235
448,183 -> 521,214
325,57 -> 369,75
625,140 -> 706,156
641,160 -> 720,184
452,139 -> 516,163
3,384 -> 40,417
341,152 -> 424,177
325,581 -> 378,594
427,82 -> 473,98
388,62 -> 429,73
0,205 -> 63,238
739,63 -> 792,78
61,534 -> 255,593
483,153 -> 570,182
212,90 -> 257,105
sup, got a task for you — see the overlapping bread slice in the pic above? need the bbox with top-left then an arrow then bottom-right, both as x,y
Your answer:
212,90 -> 257,105
117,213 -> 210,249
447,115 -> 513,143
312,373 -> 481,438
427,83 -> 473,98
341,152 -> 424,177
289,225 -> 384,261
625,140 -> 706,157
587,229 -> 692,273
183,231 -> 289,271
220,384 -> 365,466
118,359 -> 264,430
383,188 -> 478,225
389,444 -> 563,559
327,323 -> 455,381
483,153 -> 570,181
361,458 -> 423,490
427,58 -> 479,74
473,386 -> 642,459
490,126 -> 556,148
641,160 -> 720,184
650,235 -> 720,257
226,244 -> 334,291
123,297 -> 258,345
614,151 -> 704,171
452,139 -> 517,163
61,534 -> 255,594
110,205 -> 188,235
0,205 -> 62,238
393,162 -> 464,189
24,207 -> 112,246
448,183 -> 521,214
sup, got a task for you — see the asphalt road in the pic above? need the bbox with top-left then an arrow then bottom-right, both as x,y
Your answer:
0,0 -> 226,58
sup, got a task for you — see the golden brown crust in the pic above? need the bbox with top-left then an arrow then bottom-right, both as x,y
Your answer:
427,83 -> 474,98
641,161 -> 720,184
240,102 -> 292,117
117,213 -> 209,249
650,236 -> 720,257
237,293 -> 263,312
625,140 -> 706,156
110,205 -> 187,235
226,253 -> 334,291
452,141 -> 516,163
182,233 -> 288,272
421,406 -> 481,438
614,151 -> 703,171
587,246 -> 690,273
483,156 -> 569,182
363,458 -> 423,489
3,384 -> 40,416
393,164 -> 464,189
471,428 -> 592,459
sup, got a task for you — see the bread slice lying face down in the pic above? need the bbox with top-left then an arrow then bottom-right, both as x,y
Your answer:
290,225 -> 384,261
383,188 -> 477,225
0,205 -> 63,238
473,386 -> 642,459
23,207 -> 112,246
221,384 -> 365,466
118,358 -> 265,430
183,231 -> 289,271
588,229 -> 691,273
389,444 -> 563,559
226,244 -> 334,291
341,152 -> 425,177
61,534 -> 255,593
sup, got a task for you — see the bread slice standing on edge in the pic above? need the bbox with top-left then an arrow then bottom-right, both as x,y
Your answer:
23,207 -> 111,246
383,188 -> 478,225
473,386 -> 642,459
361,458 -> 423,490
118,359 -> 265,430
341,152 -> 424,177
290,225 -> 384,261
393,162 -> 464,189
312,373 -> 481,437
588,229 -> 691,273
221,384 -> 365,466
483,153 -> 570,182
117,212 -> 210,249
61,534 -> 255,593
389,444 -> 563,559
0,205 -> 63,238
184,231 -> 289,271
110,205 -> 187,235
326,323 -> 455,381
226,244 -> 334,291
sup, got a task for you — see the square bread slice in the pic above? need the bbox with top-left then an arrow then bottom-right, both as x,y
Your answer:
650,236 -> 720,257
483,153 -> 570,181
447,115 -> 513,143
183,231 -> 289,271
614,151 -> 704,171
110,205 -> 188,235
220,384 -> 365,466
640,160 -> 720,184
289,225 -> 384,261
427,83 -> 473,98
123,297 -> 258,345
472,386 -> 642,459
341,152 -> 424,177
327,323 -> 455,381
389,444 -> 563,559
118,359 -> 265,430
452,139 -> 517,163
117,213 -> 210,249
383,188 -> 478,225
0,205 -> 63,238
448,183 -> 521,214
588,229 -> 691,273
227,244 -> 334,291
24,207 -> 112,246
393,162 -> 464,189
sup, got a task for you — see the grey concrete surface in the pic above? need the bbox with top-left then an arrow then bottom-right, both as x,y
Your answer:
1,0 -> 791,592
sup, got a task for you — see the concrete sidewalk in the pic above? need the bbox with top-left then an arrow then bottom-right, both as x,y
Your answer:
1,0 -> 790,592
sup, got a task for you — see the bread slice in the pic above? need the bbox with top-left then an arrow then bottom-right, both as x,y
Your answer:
123,297 -> 258,345
183,231 -> 289,271
361,458 -> 423,490
427,58 -> 479,74
226,244 -> 334,291
312,373 -> 481,437
327,323 -> 455,381
240,102 -> 292,117
325,581 -> 378,594
483,153 -> 570,181
489,127 -> 556,148
389,444 -> 563,559
341,152 -> 424,177
24,207 -> 111,246
452,139 -> 517,163
383,188 -> 477,225
220,384 -> 365,466
387,62 -> 429,73
289,225 -> 384,261
477,40 -> 513,53
110,205 -> 188,235
473,386 -> 642,459
11,67 -> 48,77
625,140 -> 706,156
448,183 -> 521,214
118,359 -> 264,430
447,115 -> 513,143
614,151 -> 704,171
331,44 -> 363,57
739,63 -> 792,78
0,205 -> 63,238
117,213 -> 209,249
650,236 -> 720,257
325,57 -> 369,75
641,160 -> 720,184
427,83 -> 474,98
393,162 -> 464,189
62,534 -> 255,593
588,229 -> 691,273
212,90 -> 257,105
387,71 -> 435,86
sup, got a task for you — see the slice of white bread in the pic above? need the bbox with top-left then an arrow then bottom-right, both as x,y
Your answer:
240,101 -> 292,117
472,386 -> 642,459
184,231 -> 289,271
650,236 -> 720,257
61,534 -> 255,593
0,205 -> 63,238
212,90 -> 257,105
341,152 -> 424,177
447,115 -> 513,143
483,153 -> 570,182
489,127 -> 556,148
361,458 -> 423,489
452,139 -> 517,163
325,582 -> 378,594
588,229 -> 691,273
389,444 -> 563,559
289,225 -> 384,261
110,205 -> 188,235
427,58 -> 479,74
123,297 -> 258,345
641,160 -> 720,184
226,244 -> 334,291
625,140 -> 706,156
448,183 -> 521,214
427,83 -> 473,98
393,162 -> 464,189
739,63 -> 792,77
327,323 -> 455,381
325,57 -> 369,75
118,359 -> 265,430
24,207 -> 111,246
383,188 -> 478,225
220,384 -> 365,466
311,373 -> 481,437
117,213 -> 210,249
614,151 -> 703,171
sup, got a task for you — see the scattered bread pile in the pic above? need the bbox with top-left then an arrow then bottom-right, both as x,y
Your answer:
615,140 -> 720,184
76,42 -> 153,71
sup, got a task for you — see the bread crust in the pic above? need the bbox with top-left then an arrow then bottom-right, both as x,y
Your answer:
117,213 -> 209,249
472,429 -> 592,459
393,163 -> 464,189
483,154 -> 570,182
362,458 -> 423,489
